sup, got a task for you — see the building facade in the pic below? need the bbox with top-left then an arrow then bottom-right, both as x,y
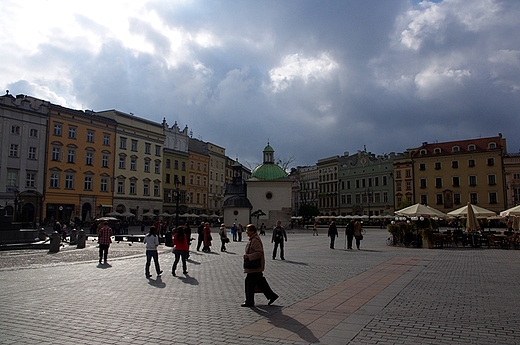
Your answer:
187,137 -> 210,214
207,142 -> 226,216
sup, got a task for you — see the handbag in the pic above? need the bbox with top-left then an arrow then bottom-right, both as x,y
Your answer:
243,258 -> 261,269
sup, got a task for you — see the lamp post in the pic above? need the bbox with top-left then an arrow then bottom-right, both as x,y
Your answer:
13,189 -> 20,222
175,178 -> 181,228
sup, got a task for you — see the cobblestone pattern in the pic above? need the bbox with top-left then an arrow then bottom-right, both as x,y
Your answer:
0,229 -> 519,344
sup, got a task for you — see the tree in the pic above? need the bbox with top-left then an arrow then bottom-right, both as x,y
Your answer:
298,204 -> 320,221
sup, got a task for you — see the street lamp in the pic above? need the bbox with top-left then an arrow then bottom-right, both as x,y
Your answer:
174,178 -> 181,228
13,189 -> 20,221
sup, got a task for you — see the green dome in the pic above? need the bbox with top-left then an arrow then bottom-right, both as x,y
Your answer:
251,163 -> 288,180
263,145 -> 274,152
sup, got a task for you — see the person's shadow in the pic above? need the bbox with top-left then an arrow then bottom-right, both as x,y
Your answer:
252,306 -> 319,344
177,274 -> 199,285
147,276 -> 166,288
96,262 -> 112,269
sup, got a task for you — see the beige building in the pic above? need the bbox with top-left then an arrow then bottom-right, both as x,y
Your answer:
503,153 -> 520,208
393,149 -> 416,210
207,142 -> 226,217
187,138 -> 210,214
411,134 -> 506,214
97,110 -> 164,219
317,156 -> 339,216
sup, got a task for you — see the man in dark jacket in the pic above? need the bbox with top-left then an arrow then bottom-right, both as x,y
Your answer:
196,222 -> 204,251
271,220 -> 287,260
345,220 -> 355,250
328,221 -> 338,249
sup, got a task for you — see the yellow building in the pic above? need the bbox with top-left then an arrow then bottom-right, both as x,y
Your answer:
44,105 -> 117,224
187,138 -> 210,214
411,135 -> 506,214
207,142 -> 226,217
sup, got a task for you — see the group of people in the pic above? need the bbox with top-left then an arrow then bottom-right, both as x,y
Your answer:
327,220 -> 364,250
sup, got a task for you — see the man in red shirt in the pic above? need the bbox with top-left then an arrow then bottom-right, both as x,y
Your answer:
98,221 -> 113,264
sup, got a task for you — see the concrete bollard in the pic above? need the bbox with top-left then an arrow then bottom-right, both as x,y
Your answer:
49,231 -> 61,253
76,229 -> 86,249
38,228 -> 47,241
69,228 -> 78,244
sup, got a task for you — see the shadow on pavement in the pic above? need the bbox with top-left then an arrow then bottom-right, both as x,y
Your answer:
147,276 -> 166,288
178,274 -> 199,285
96,263 -> 112,269
252,306 -> 319,344
278,260 -> 308,266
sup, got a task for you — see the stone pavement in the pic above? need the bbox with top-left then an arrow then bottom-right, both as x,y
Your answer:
0,228 -> 519,344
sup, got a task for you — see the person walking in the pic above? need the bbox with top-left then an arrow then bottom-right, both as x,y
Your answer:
237,223 -> 244,242
271,220 -> 287,260
313,221 -> 319,236
144,226 -> 162,278
97,221 -> 113,264
202,222 -> 212,252
196,222 -> 204,251
345,220 -> 355,250
219,223 -> 229,252
231,223 -> 237,241
259,223 -> 266,236
328,221 -> 338,249
172,226 -> 189,276
242,224 -> 279,308
354,220 -> 363,250
184,223 -> 192,258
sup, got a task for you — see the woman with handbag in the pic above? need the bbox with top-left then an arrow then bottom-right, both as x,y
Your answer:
354,220 -> 363,250
219,223 -> 229,252
242,224 -> 279,308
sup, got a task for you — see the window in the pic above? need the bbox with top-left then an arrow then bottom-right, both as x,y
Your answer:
130,159 -> 137,171
145,143 -> 151,154
65,174 -> 74,189
50,173 -> 59,188
489,142 -> 497,149
130,182 -> 136,195
155,145 -> 161,156
454,193 -> 461,205
30,128 -> 38,137
452,161 -> 459,168
174,160 -> 179,170
144,160 -> 150,172
406,181 -> 412,190
383,191 -> 388,203
190,175 -> 194,185
488,174 -> 496,185
154,184 -> 160,196
11,125 -> 20,134
453,176 -> 460,187
120,137 -> 127,149
420,195 -> 427,205
470,193 -> 478,204
435,177 -> 442,188
396,181 -> 402,191
420,178 -> 427,188
197,163 -> 201,171
419,163 -> 426,171
203,177 -> 207,187
86,152 -> 93,165
436,194 -> 443,205
434,162 -> 441,170
87,130 -> 94,142
469,176 -> 477,187
52,147 -> 61,161
9,144 -> 19,157
131,140 -> 138,151
181,162 -> 186,171
468,159 -> 475,167
374,177 -> 379,186
102,155 -> 109,168
155,161 -> 160,174
67,149 -> 75,163
28,147 -> 37,159
487,158 -> 494,166
196,176 -> 200,185
346,194 -> 352,204
119,156 -> 126,169
68,126 -> 77,139
514,173 -> 520,180
468,144 -> 476,151
166,174 -> 171,184
117,181 -> 124,194
383,176 -> 387,186
7,171 -> 18,186
420,149 -> 427,155
84,176 -> 93,190
26,173 -> 36,188
204,164 -> 207,172
434,148 -> 441,154
103,134 -> 110,146
452,146 -> 460,153
53,123 -> 62,136
100,178 -> 108,192
489,192 -> 497,204
166,159 -> 171,169
143,183 -> 150,196
405,169 -> 411,178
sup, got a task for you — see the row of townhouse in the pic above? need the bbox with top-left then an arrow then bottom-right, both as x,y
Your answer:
293,134 -> 520,219
0,93 -> 249,225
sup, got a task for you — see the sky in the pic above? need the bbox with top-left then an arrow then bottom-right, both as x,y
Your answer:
2,0 -> 520,169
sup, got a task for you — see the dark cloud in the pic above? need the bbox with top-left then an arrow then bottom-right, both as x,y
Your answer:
3,0 -> 520,167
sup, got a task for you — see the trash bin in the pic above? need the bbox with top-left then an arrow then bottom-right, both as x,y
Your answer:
69,228 -> 77,244
77,229 -> 86,249
49,231 -> 61,253
165,229 -> 173,247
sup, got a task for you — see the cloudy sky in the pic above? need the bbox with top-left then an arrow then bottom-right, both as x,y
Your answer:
2,0 -> 519,169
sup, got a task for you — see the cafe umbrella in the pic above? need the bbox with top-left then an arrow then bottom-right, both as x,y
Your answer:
395,203 -> 447,218
447,203 -> 496,218
500,204 -> 520,217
